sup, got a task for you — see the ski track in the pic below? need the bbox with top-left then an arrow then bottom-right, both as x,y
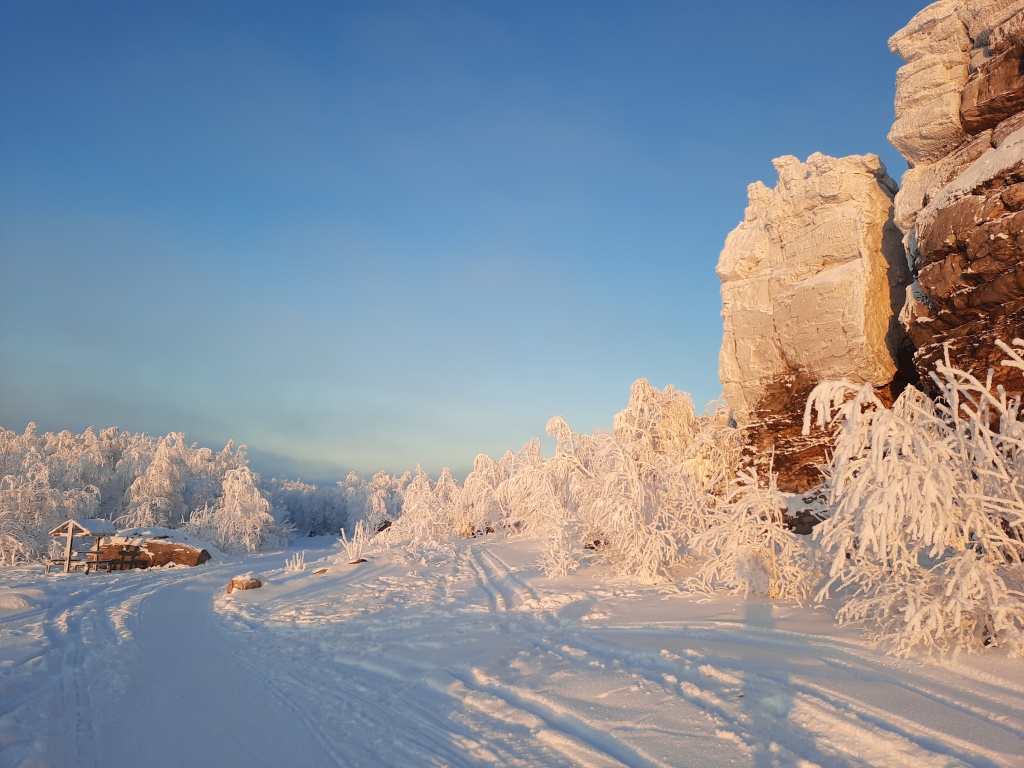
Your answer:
0,569 -> 188,768
1,538 -> 1023,767
552,627 -> 1022,764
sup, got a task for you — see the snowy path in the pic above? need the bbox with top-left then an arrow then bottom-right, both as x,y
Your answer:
90,568 -> 340,766
2,537 -> 1023,767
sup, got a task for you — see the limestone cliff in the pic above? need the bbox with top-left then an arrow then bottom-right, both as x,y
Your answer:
889,0 -> 1024,390
718,153 -> 911,492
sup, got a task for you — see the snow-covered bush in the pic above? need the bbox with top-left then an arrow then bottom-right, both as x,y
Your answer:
338,519 -> 372,564
385,468 -> 464,548
537,416 -> 683,582
285,550 -> 306,574
526,383 -> 744,582
183,466 -> 282,554
382,380 -> 744,583
691,466 -> 815,599
804,341 -> 1024,657
0,518 -> 33,567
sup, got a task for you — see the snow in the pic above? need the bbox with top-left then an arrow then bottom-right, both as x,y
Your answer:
113,526 -> 204,542
48,518 -> 117,537
1,536 -> 1022,767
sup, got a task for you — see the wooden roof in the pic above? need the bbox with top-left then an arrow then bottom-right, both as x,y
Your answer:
48,518 -> 118,537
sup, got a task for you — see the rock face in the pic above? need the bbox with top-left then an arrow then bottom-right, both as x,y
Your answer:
719,153 -> 912,492
890,0 -> 1024,390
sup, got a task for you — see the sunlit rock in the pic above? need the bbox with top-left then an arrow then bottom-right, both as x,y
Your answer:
889,0 -> 1024,390
227,573 -> 262,594
718,153 -> 910,491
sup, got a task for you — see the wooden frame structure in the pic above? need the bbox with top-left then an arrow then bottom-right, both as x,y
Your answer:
46,519 -> 118,574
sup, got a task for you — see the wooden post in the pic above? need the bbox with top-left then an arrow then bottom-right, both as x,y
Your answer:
63,523 -> 75,574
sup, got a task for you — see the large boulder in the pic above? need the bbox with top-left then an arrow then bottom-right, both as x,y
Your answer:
719,153 -> 912,492
99,527 -> 213,568
890,0 -> 1024,391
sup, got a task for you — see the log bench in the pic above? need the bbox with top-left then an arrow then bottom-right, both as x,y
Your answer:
112,545 -> 143,570
45,555 -> 118,574
44,521 -> 212,573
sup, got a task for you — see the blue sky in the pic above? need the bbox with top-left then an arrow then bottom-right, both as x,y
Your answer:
1,0 -> 927,482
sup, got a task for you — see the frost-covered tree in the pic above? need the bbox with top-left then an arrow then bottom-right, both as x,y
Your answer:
185,466 -> 280,553
0,422 -> 357,560
804,340 -> 1024,657
386,466 -> 464,545
382,380 -> 744,584
0,452 -> 62,565
691,466 -> 815,599
529,384 -> 743,582
118,436 -> 186,528
0,427 -> 103,565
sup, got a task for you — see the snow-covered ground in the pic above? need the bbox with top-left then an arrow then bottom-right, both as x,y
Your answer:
2,537 -> 1022,768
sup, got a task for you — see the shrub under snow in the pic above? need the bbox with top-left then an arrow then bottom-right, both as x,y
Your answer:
382,379 -> 746,583
805,340 -> 1024,657
690,466 -> 816,600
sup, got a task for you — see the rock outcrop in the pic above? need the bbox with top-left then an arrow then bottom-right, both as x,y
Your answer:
889,0 -> 1024,390
718,153 -> 912,492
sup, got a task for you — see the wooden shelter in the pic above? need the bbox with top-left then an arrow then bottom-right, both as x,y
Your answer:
46,519 -> 118,574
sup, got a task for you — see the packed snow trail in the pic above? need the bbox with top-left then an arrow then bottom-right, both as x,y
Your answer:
2,537 -> 1023,767
89,567 -> 343,766
0,561 -> 342,767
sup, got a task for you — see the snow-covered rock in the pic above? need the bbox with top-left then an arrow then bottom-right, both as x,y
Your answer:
226,573 -> 262,594
888,1 -> 1024,164
889,0 -> 1024,390
718,153 -> 911,491
888,0 -> 973,166
101,527 -> 215,568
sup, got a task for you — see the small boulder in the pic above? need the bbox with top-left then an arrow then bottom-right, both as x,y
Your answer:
226,573 -> 262,594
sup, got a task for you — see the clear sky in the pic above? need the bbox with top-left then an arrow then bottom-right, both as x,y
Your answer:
1,0 -> 928,482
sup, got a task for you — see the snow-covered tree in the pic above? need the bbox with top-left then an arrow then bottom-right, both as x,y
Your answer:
118,436 -> 186,528
0,426 -> 104,564
185,466 -> 279,553
804,341 -> 1024,657
382,380 -> 744,584
0,452 -> 62,565
691,466 -> 815,599
0,422 -> 354,559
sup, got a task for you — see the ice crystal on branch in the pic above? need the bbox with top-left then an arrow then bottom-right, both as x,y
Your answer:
805,341 -> 1024,657
691,465 -> 815,599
